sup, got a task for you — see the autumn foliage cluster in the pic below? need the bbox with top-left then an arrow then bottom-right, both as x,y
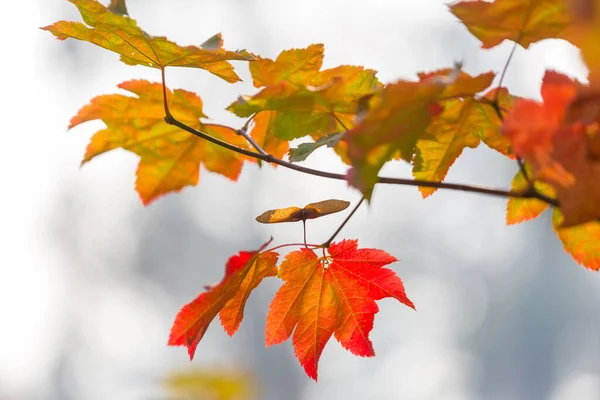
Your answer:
44,0 -> 600,380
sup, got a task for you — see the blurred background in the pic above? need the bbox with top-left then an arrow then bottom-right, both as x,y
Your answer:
1,0 -> 600,399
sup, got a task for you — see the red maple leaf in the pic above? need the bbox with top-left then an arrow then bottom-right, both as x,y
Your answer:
169,241 -> 278,359
264,240 -> 414,380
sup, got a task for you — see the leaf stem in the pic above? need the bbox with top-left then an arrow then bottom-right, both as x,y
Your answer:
495,39 -> 519,102
321,197 -> 365,248
159,69 -> 560,207
262,242 -> 320,253
492,35 -> 533,186
237,125 -> 268,156
302,219 -> 308,248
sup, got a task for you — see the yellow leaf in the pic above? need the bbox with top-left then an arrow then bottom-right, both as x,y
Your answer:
413,99 -> 482,197
451,0 -> 571,49
42,0 -> 251,82
553,209 -> 600,270
71,80 -> 249,205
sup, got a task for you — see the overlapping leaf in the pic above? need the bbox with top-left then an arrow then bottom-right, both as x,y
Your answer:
546,127 -> 600,226
70,80 -> 249,204
411,71 -> 515,197
450,0 -> 571,49
265,240 -> 414,380
288,132 -> 346,163
169,242 -> 279,359
247,111 -> 290,161
553,209 -> 600,270
42,0 -> 251,82
227,44 -> 380,162
506,168 -> 556,224
478,88 -> 519,157
502,70 -> 600,227
346,68 -> 495,199
255,199 -> 350,223
563,0 -> 600,92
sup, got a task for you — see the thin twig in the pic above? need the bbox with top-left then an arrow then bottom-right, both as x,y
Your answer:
237,125 -> 268,156
321,197 -> 365,248
160,69 -> 560,207
516,157 -> 531,182
490,35 -> 533,185
494,40 -> 519,104
302,219 -> 308,248
262,242 -> 320,253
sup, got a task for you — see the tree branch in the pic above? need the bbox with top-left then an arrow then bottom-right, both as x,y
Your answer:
237,126 -> 268,156
160,68 -> 560,207
322,197 -> 365,248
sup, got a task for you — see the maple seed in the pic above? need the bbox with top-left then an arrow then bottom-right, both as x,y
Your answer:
255,199 -> 350,223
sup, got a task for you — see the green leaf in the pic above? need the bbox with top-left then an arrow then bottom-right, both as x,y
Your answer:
288,132 -> 346,162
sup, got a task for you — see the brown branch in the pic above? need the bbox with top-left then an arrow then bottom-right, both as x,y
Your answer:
237,126 -> 268,156
491,34 -> 534,186
322,197 -> 365,248
160,69 -> 560,207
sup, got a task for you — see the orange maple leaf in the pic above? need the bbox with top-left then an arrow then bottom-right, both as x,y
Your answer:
450,0 -> 571,49
553,209 -> 600,270
411,71 -> 515,197
169,241 -> 279,359
70,80 -> 249,205
228,44 -> 380,162
265,240 -> 414,381
42,0 -> 251,82
345,68 -> 494,199
563,0 -> 600,93
502,70 -> 600,227
506,167 -> 556,225
247,111 -> 290,161
547,128 -> 600,226
501,71 -> 577,183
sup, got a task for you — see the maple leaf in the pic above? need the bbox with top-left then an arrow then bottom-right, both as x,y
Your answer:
42,0 -> 251,82
411,71 -> 510,197
246,111 -> 289,163
563,0 -> 600,93
70,80 -> 249,205
169,241 -> 279,359
264,240 -> 414,380
450,0 -> 571,49
345,68 -> 494,199
506,167 -> 556,224
227,45 -> 380,158
501,71 -> 577,184
478,88 -> 519,157
553,209 -> 600,270
546,127 -> 600,226
255,199 -> 350,224
412,99 -> 482,197
502,70 -> 600,226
